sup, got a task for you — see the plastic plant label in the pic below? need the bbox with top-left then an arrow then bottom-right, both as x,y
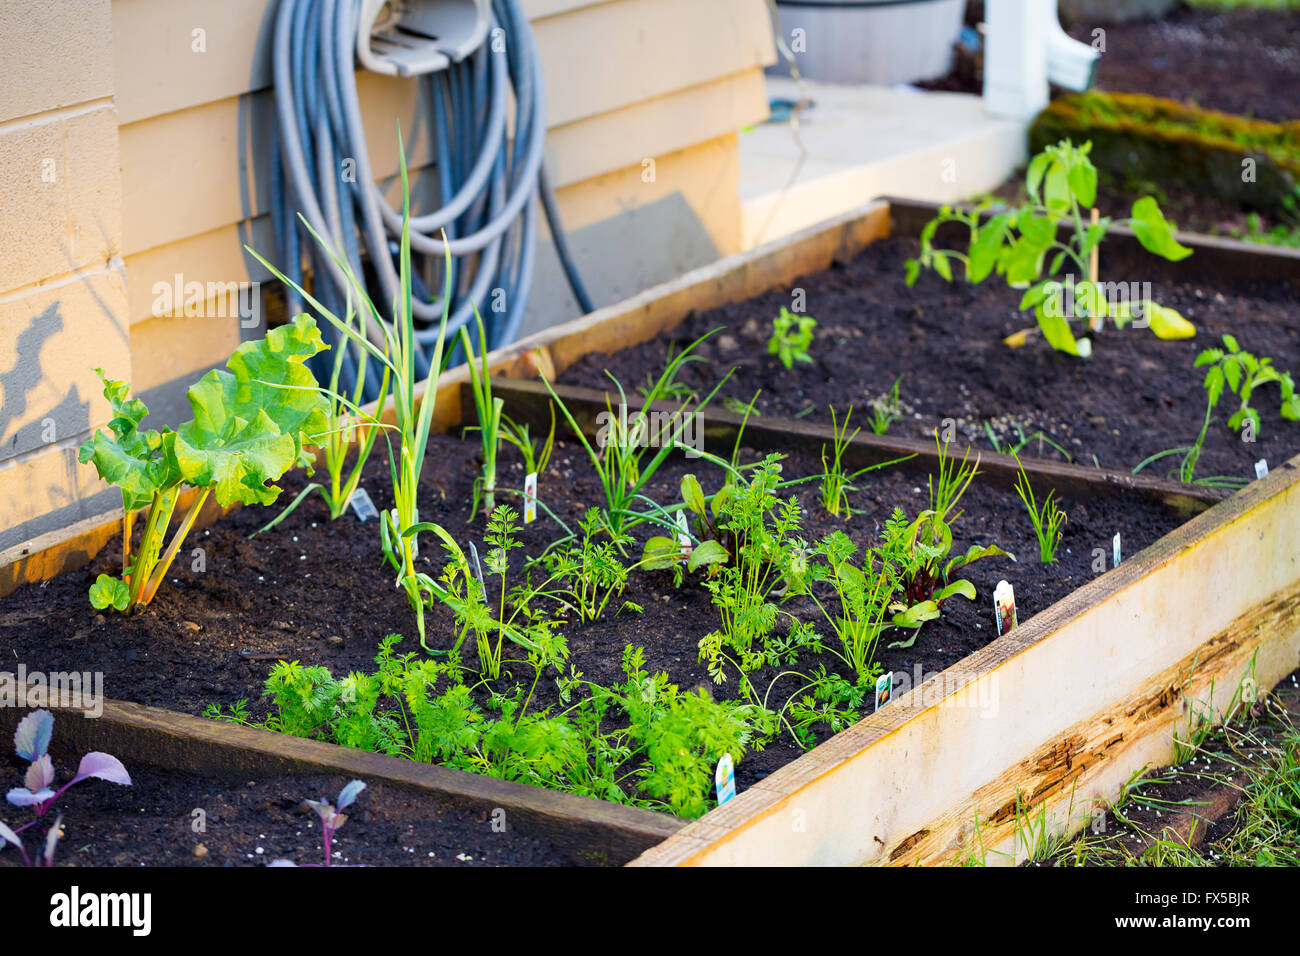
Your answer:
873,671 -> 893,711
467,540 -> 485,592
715,752 -> 736,807
675,511 -> 692,551
1113,532 -> 1121,568
523,472 -> 538,524
349,487 -> 379,522
1255,459 -> 1269,480
994,580 -> 1017,636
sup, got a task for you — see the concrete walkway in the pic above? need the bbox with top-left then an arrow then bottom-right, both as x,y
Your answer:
739,77 -> 1029,250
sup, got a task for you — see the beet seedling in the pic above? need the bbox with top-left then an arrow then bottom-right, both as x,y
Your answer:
1,710 -> 131,867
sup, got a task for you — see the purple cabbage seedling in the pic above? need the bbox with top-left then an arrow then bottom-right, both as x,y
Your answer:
270,779 -> 366,867
1,710 -> 131,866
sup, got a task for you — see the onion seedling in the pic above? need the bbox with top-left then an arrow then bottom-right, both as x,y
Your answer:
821,406 -> 914,518
460,308 -> 505,521
248,136 -> 456,652
869,376 -> 903,435
541,330 -> 733,539
1012,456 -> 1067,563
500,404 -> 555,478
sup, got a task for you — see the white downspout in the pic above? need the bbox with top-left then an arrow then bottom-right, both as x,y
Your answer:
983,0 -> 1099,121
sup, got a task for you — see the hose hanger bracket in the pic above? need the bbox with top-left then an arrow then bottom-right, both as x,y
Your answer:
357,0 -> 492,76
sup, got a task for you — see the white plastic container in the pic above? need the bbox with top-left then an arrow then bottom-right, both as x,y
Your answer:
769,0 -> 966,86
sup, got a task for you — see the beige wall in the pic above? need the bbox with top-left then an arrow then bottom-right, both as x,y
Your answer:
0,0 -> 774,549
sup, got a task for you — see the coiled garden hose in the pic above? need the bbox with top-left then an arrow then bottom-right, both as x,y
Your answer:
269,0 -> 595,398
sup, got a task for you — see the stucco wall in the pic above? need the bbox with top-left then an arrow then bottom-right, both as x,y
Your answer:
0,0 -> 775,550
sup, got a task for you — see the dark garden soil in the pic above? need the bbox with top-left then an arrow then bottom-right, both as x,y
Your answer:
1064,5 -> 1300,124
1,425 -> 1184,808
921,6 -> 1300,123
560,235 -> 1300,483
0,756 -> 574,867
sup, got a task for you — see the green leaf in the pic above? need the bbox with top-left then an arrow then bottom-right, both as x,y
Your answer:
933,579 -> 977,603
944,544 -> 1014,579
1146,301 -> 1196,340
904,258 -> 920,287
1067,156 -> 1098,208
687,540 -> 729,573
1129,197 -> 1193,262
681,474 -> 707,517
967,213 -> 1011,283
932,253 -> 953,282
642,536 -> 683,571
1034,304 -> 1091,358
89,574 -> 130,612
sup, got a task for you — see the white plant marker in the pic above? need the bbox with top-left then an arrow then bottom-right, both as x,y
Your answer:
1113,532 -> 1121,568
523,472 -> 538,524
994,580 -> 1017,636
874,671 -> 894,712
1255,459 -> 1269,480
349,487 -> 378,522
715,753 -> 736,807
467,540 -> 485,592
675,511 -> 692,552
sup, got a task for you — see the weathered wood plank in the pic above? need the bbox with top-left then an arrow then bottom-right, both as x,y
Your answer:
484,378 -> 1223,515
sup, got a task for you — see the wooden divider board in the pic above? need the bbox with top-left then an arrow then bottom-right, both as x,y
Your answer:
630,455 -> 1300,866
0,683 -> 683,865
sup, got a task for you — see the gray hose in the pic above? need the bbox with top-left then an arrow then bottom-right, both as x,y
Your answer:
270,0 -> 594,396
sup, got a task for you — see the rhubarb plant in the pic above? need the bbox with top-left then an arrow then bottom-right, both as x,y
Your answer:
906,139 -> 1195,357
1,710 -> 131,867
78,316 -> 331,611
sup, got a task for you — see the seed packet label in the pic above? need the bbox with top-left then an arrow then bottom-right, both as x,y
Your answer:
715,753 -> 736,807
675,511 -> 692,551
523,472 -> 538,524
1255,459 -> 1269,480
1112,532 -> 1121,568
391,508 -> 418,557
874,671 -> 894,711
994,580 -> 1017,636
467,541 -> 486,592
349,487 -> 379,522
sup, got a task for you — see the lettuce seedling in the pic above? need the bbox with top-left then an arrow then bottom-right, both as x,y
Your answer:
907,139 -> 1194,357
1,710 -> 131,867
78,316 -> 331,611
270,780 -> 366,867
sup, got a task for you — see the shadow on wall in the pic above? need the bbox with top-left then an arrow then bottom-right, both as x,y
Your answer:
520,190 -> 721,341
0,303 -> 91,461
0,302 -> 118,552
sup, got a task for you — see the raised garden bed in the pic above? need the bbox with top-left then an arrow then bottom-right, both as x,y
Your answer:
3,197 -> 1300,867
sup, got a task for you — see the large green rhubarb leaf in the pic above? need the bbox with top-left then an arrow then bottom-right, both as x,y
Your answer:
78,369 -> 179,510
174,315 -> 330,507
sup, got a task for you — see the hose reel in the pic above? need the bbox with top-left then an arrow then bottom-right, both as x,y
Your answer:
270,0 -> 593,400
